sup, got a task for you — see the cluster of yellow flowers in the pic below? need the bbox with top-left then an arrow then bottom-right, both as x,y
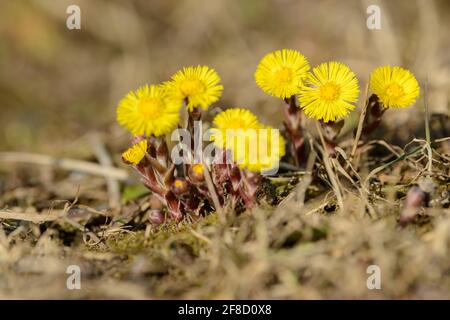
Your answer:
117,65 -> 223,138
117,48 -> 420,171
117,65 -> 223,166
116,65 -> 284,172
255,49 -> 420,122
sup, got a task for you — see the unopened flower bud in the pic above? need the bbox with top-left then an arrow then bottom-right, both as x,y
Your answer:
148,209 -> 165,225
188,163 -> 205,182
171,178 -> 189,195
400,186 -> 428,226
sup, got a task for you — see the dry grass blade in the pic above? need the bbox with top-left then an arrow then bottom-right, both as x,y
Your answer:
89,133 -> 121,208
315,122 -> 344,211
423,78 -> 433,172
189,228 -> 212,245
350,83 -> 369,162
294,150 -> 317,205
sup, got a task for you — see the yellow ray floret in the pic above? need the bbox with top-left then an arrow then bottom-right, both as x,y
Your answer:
117,85 -> 181,136
165,65 -> 223,111
255,49 -> 310,99
235,125 -> 286,173
122,140 -> 148,165
210,108 -> 260,149
370,65 -> 420,108
299,61 -> 359,123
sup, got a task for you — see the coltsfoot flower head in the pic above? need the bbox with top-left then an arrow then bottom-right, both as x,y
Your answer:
211,108 -> 260,148
255,49 -> 310,99
171,178 -> 189,195
370,66 -> 420,108
188,163 -> 205,182
211,108 -> 285,173
165,65 -> 223,111
122,139 -> 148,165
236,125 -> 286,173
299,61 -> 359,123
116,85 -> 181,136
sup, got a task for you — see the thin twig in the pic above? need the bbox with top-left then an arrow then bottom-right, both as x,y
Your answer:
331,156 -> 376,218
89,134 -> 121,207
0,152 -> 128,181
363,136 -> 450,185
364,145 -> 423,184
435,137 -> 450,143
0,210 -> 60,223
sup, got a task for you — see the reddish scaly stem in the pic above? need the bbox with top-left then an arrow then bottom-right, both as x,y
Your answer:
239,170 -> 262,208
283,96 -> 305,166
187,106 -> 202,153
361,94 -> 387,138
135,164 -> 165,196
183,106 -> 202,176
319,120 -> 345,157
165,191 -> 183,221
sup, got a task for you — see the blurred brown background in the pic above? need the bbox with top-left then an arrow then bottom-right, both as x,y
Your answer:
0,0 -> 449,156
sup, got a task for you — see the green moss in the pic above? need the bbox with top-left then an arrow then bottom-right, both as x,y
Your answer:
103,213 -> 219,255
105,231 -> 147,254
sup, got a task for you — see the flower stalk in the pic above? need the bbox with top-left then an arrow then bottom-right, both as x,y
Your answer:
283,96 -> 305,166
361,94 -> 386,138
319,119 -> 345,156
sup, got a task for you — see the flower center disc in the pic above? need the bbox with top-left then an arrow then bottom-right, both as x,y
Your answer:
180,79 -> 205,96
274,67 -> 293,84
228,120 -> 248,130
174,179 -> 185,187
138,98 -> 162,119
319,82 -> 340,102
385,83 -> 404,99
191,163 -> 204,175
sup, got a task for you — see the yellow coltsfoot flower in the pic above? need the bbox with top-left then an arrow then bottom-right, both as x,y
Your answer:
236,125 -> 286,173
370,66 -> 420,108
122,139 -> 148,165
188,163 -> 205,182
299,61 -> 359,123
165,66 -> 223,111
211,108 -> 260,149
211,108 -> 285,173
116,85 -> 181,136
255,49 -> 310,99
